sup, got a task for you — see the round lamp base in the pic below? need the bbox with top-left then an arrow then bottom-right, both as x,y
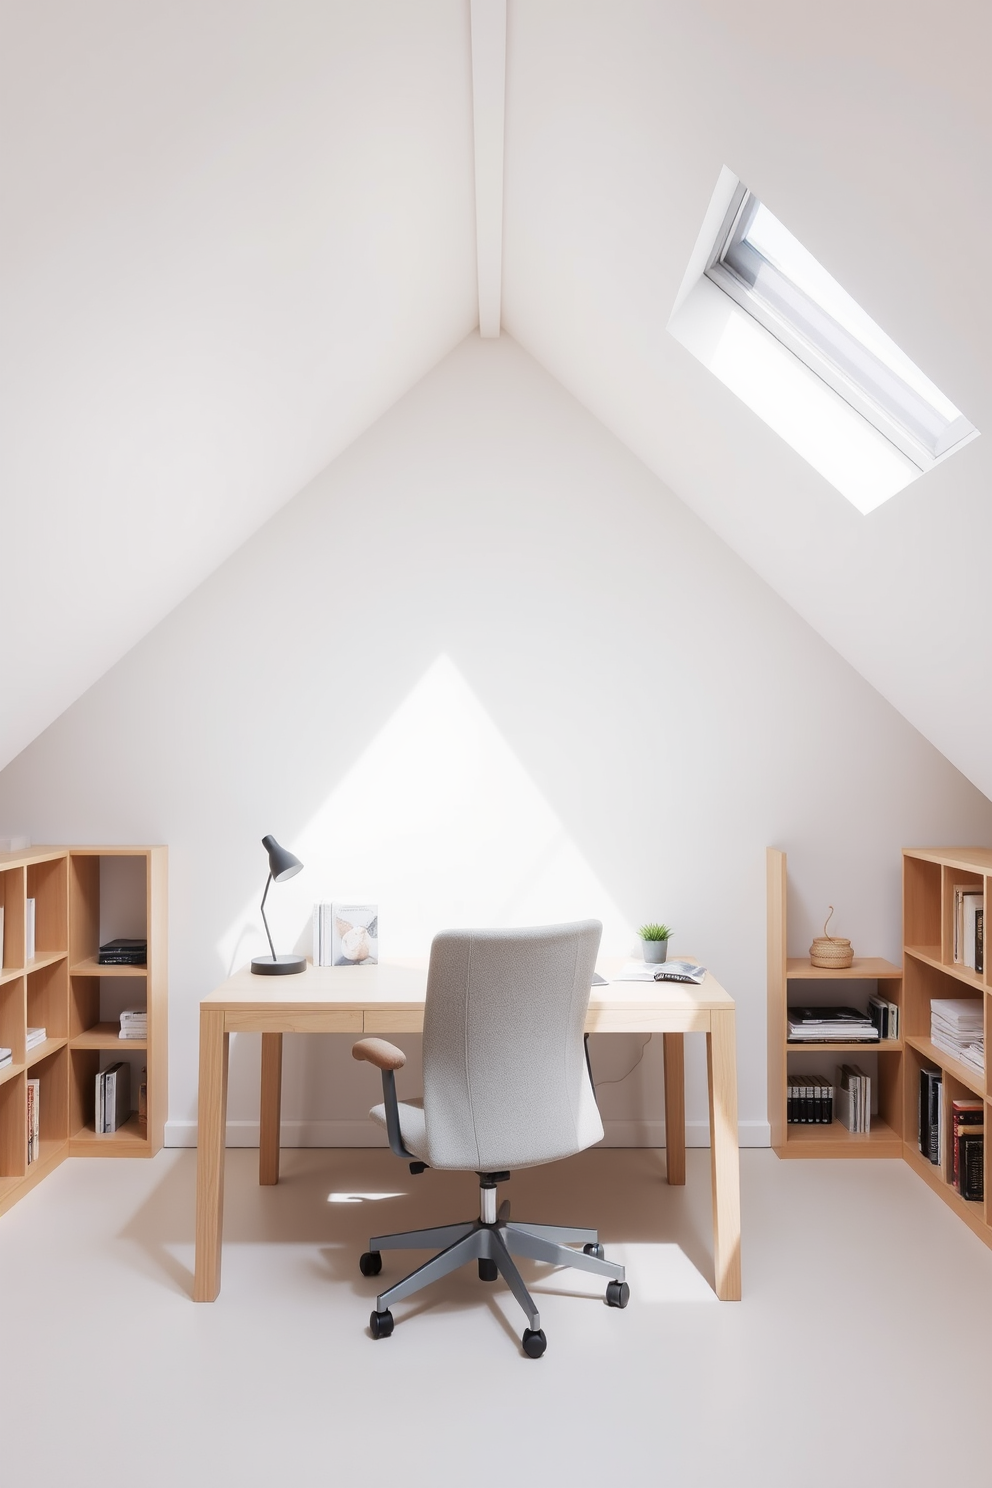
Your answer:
251,954 -> 307,976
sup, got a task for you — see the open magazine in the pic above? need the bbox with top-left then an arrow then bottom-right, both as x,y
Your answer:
613,959 -> 707,985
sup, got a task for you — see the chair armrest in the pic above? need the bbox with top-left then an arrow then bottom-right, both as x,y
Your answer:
351,1038 -> 407,1071
352,1038 -> 415,1161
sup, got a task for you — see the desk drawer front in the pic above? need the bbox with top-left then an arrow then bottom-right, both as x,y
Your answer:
225,1010 -> 364,1034
584,1010 -> 710,1034
364,1010 -> 425,1035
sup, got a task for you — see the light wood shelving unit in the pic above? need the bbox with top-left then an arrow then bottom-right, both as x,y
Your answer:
0,845 -> 166,1216
769,845 -> 992,1254
767,848 -> 903,1159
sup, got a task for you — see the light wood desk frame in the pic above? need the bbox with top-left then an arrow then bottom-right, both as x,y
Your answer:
194,960 -> 741,1302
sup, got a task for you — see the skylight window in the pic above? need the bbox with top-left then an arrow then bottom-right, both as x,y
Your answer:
705,185 -> 975,472
668,168 -> 979,513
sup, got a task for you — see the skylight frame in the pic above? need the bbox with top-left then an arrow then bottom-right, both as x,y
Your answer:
703,184 -> 976,474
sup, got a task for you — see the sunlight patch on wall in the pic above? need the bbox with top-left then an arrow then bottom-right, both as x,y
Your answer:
219,655 -> 634,970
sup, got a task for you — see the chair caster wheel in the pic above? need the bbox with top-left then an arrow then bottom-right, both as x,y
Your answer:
522,1328 -> 547,1358
606,1280 -> 630,1309
359,1251 -> 382,1277
583,1242 -> 604,1259
370,1308 -> 394,1339
478,1258 -> 498,1282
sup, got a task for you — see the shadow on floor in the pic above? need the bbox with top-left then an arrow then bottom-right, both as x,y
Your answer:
118,1145 -> 718,1306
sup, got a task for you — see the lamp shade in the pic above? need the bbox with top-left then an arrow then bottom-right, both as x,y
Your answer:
261,834 -> 303,882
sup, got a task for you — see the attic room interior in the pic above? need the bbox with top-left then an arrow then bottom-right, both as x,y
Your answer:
1,2 -> 990,1484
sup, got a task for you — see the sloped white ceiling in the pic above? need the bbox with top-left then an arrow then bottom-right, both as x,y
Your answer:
0,0 -> 476,769
3,0 -> 990,800
502,0 -> 992,798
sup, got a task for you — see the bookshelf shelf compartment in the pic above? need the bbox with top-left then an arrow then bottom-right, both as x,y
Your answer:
0,846 -> 166,1219
25,1037 -> 68,1068
904,1034 -> 985,1098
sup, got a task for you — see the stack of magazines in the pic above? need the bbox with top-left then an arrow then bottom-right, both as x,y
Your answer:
119,1008 -> 147,1040
931,998 -> 984,1074
787,1006 -> 878,1042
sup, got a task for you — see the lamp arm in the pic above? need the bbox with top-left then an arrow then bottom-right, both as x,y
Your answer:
259,872 -> 277,961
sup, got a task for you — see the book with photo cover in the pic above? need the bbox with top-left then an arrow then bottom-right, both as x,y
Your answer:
331,904 -> 378,966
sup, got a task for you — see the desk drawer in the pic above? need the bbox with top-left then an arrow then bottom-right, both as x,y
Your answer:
224,1010 -> 364,1034
364,1010 -> 425,1035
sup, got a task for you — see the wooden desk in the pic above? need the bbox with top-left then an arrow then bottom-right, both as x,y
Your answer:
194,958 -> 741,1302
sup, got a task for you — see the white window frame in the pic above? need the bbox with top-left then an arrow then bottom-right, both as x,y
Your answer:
704,184 -> 975,474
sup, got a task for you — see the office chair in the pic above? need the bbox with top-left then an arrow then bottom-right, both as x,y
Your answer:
351,921 -> 629,1358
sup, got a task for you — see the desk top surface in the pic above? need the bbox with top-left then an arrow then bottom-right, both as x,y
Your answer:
201,956 -> 734,1013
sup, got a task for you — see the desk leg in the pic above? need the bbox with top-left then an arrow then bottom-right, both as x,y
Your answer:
662,1033 -> 686,1186
707,1008 -> 742,1301
259,1032 -> 283,1186
194,1008 -> 229,1302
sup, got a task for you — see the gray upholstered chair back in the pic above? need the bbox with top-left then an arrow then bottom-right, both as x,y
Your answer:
420,920 -> 604,1171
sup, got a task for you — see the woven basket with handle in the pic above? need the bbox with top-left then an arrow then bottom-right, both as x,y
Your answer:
809,907 -> 854,969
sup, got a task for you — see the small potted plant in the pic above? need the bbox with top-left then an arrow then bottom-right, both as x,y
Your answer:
638,923 -> 672,963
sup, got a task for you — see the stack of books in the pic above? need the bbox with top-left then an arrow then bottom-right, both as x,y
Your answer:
0,1047 -> 11,1070
787,1075 -> 834,1123
919,1068 -> 943,1164
26,1026 -> 46,1053
119,1008 -> 148,1040
930,999 -> 984,1074
98,938 -> 147,966
836,1064 -> 871,1132
26,1077 -> 39,1163
787,1006 -> 878,1042
951,1099 -> 983,1199
95,1062 -> 131,1134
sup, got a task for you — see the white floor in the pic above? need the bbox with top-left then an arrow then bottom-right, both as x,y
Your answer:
1,1145 -> 990,1486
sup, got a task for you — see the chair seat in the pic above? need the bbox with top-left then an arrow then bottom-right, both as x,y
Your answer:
369,1096 -> 428,1159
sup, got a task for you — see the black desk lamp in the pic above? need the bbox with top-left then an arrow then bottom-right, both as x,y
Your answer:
251,834 -> 306,975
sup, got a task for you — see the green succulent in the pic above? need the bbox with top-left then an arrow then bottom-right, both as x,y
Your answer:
638,922 -> 672,941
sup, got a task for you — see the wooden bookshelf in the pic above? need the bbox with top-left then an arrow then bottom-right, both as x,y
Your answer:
769,846 -> 992,1255
767,848 -> 903,1158
0,845 -> 166,1217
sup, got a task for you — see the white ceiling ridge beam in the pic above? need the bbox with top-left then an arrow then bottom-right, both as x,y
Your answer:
470,0 -> 506,338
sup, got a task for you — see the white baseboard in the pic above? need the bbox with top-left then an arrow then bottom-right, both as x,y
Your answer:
164,1118 -> 771,1149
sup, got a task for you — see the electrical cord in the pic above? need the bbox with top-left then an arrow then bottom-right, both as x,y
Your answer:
590,1034 -> 652,1087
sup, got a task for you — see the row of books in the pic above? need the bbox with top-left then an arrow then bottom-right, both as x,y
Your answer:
919,1070 -> 984,1200
787,1076 -> 834,1123
836,1064 -> 871,1132
931,998 -> 984,1075
0,900 -> 35,965
787,1006 -> 878,1042
312,903 -> 379,967
867,994 -> 900,1040
26,1077 -> 39,1163
95,1062 -> 131,1134
952,884 -> 984,974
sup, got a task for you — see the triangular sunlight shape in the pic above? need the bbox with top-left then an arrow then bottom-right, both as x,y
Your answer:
220,655 -> 633,969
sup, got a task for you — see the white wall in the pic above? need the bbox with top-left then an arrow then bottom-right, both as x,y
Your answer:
1,334 -> 988,1147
